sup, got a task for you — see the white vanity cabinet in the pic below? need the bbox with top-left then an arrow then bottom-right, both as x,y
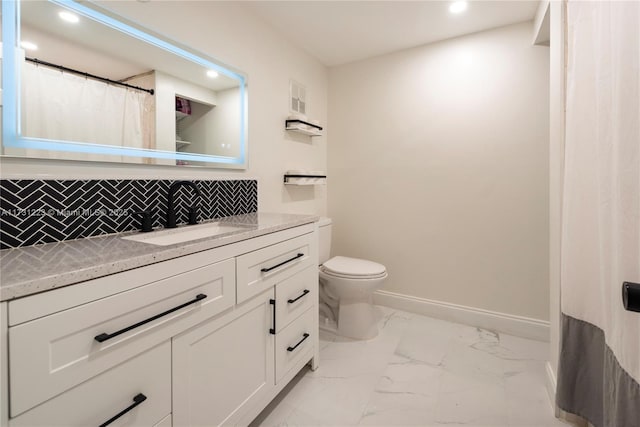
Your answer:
1,222 -> 319,427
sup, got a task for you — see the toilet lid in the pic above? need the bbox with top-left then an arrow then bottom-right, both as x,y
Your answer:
321,256 -> 386,279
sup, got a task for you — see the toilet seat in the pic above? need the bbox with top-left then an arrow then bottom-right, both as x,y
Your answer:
320,256 -> 387,280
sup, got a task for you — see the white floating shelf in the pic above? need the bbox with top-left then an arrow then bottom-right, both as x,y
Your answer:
284,170 -> 327,185
285,119 -> 323,137
285,126 -> 323,137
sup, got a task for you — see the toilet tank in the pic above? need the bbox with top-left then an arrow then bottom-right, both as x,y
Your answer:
318,217 -> 332,265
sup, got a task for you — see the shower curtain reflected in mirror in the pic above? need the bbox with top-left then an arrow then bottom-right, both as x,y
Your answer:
556,1 -> 640,426
13,61 -> 154,162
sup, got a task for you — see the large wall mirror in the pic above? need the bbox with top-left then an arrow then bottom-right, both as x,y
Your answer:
1,0 -> 247,168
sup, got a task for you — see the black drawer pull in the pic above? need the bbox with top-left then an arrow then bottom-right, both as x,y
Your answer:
95,294 -> 207,343
261,253 -> 304,273
99,393 -> 147,427
287,333 -> 310,352
269,299 -> 276,335
288,289 -> 310,304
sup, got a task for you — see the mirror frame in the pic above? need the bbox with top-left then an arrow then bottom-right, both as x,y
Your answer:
1,0 -> 248,168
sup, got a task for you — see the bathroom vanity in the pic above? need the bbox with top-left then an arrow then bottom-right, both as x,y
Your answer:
0,213 -> 319,426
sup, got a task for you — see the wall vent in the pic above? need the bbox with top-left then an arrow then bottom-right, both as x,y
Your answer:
290,80 -> 306,115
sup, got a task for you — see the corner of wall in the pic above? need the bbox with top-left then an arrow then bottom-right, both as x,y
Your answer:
532,0 -> 551,45
548,0 -> 566,389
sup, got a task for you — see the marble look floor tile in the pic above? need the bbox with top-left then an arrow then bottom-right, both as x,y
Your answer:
456,327 -> 531,363
359,354 -> 442,425
319,336 -> 368,361
289,374 -> 381,426
507,390 -> 567,426
364,311 -> 412,356
276,406 -> 335,426
499,333 -> 549,362
435,376 -> 509,426
384,354 -> 444,383
440,343 -> 507,386
504,362 -> 566,427
394,316 -> 461,368
306,352 -> 390,380
254,307 -> 563,427
359,394 -> 438,426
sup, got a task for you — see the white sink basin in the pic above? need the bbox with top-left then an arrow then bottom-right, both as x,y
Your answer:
122,221 -> 253,246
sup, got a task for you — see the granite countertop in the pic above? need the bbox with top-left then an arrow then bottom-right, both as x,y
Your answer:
0,212 -> 319,302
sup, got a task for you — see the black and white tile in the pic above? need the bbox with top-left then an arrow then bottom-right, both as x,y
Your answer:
0,179 -> 257,249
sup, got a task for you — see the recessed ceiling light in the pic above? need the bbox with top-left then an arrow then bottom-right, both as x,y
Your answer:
206,70 -> 219,78
58,11 -> 79,23
449,1 -> 468,14
20,41 -> 38,51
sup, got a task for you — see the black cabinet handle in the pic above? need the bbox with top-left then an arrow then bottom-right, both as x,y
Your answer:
95,294 -> 207,343
288,289 -> 310,304
287,333 -> 310,352
99,393 -> 147,427
269,299 -> 276,335
623,282 -> 640,313
261,253 -> 304,273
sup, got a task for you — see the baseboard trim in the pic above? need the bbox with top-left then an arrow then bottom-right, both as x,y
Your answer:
373,290 -> 550,342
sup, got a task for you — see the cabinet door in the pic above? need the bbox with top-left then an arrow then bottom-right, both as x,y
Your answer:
172,289 -> 275,427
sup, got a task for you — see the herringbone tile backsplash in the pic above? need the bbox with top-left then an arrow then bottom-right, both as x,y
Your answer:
0,179 -> 258,249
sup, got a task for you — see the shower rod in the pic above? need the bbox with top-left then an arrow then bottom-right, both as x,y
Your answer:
25,57 -> 155,95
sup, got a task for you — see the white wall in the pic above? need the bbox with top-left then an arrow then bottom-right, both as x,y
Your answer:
0,1 -> 328,215
328,22 -> 550,321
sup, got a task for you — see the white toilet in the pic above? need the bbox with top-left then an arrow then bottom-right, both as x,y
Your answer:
318,217 -> 388,340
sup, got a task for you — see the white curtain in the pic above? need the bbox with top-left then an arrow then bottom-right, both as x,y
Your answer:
15,61 -> 154,162
557,1 -> 640,425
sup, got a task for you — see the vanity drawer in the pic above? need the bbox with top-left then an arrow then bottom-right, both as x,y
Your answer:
236,233 -> 316,303
10,341 -> 171,427
9,258 -> 235,417
275,266 -> 317,332
275,308 -> 315,383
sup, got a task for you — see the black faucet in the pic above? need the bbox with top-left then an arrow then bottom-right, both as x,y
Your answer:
166,181 -> 203,228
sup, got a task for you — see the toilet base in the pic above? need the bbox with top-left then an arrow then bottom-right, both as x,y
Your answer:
337,298 -> 379,340
319,270 -> 387,341
319,318 -> 338,335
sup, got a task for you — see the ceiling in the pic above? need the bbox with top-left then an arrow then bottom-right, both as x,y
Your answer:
243,1 -> 540,67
